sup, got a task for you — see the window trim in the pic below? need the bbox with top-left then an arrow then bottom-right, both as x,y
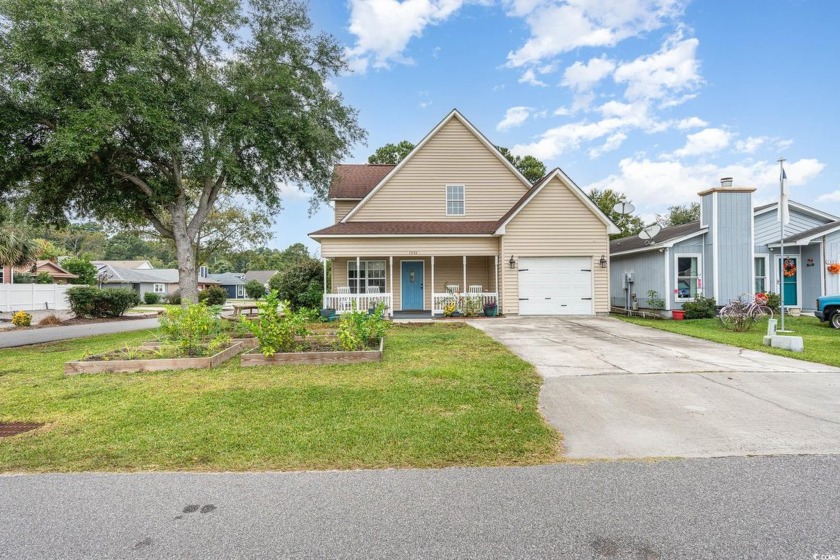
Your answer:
445,184 -> 465,216
153,283 -> 166,294
347,259 -> 387,294
236,284 -> 245,298
754,255 -> 769,294
674,252 -> 702,301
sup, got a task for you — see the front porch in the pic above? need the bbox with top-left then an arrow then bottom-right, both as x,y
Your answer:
322,254 -> 500,317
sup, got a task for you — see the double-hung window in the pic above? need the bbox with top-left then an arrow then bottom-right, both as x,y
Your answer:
153,283 -> 166,294
236,285 -> 245,298
754,256 -> 768,293
348,260 -> 386,294
675,254 -> 701,300
446,184 -> 465,216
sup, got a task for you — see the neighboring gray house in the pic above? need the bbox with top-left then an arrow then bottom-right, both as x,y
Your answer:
610,177 -> 840,313
94,262 -> 219,300
243,270 -> 278,289
208,272 -> 247,299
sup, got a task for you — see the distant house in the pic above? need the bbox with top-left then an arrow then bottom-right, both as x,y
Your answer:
610,177 -> 840,312
93,261 -> 218,300
208,272 -> 247,299
92,260 -> 154,270
243,270 -> 278,290
1,260 -> 78,284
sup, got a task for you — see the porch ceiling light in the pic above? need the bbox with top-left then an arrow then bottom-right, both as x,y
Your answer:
509,255 -> 516,269
599,255 -> 607,268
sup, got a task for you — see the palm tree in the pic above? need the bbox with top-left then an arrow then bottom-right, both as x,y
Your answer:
0,228 -> 39,281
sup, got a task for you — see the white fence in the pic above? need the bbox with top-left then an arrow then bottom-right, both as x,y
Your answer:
323,293 -> 392,315
432,292 -> 497,315
0,284 -> 73,312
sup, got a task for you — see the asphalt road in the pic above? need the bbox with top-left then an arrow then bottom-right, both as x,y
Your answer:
2,456 -> 839,559
0,318 -> 159,348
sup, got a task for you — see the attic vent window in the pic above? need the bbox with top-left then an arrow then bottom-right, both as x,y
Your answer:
446,184 -> 465,216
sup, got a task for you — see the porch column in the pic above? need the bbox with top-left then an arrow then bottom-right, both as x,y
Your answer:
494,255 -> 498,296
356,256 -> 361,294
323,258 -> 327,293
389,256 -> 394,317
431,256 -> 435,317
462,256 -> 467,294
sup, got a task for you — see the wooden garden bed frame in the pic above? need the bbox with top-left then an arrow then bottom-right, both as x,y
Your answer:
64,341 -> 245,375
240,337 -> 383,366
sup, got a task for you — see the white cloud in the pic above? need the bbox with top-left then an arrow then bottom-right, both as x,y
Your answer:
505,0 -> 686,67
613,31 -> 701,105
562,56 -> 616,91
588,132 -> 628,159
817,190 -> 840,203
554,106 -> 570,116
671,127 -> 731,158
519,68 -> 547,87
675,116 -> 707,129
346,0 -> 481,71
278,182 -> 312,202
735,136 -> 766,154
497,106 -> 534,131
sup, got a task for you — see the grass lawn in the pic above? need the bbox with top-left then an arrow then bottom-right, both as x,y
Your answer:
617,314 -> 840,368
0,323 -> 559,473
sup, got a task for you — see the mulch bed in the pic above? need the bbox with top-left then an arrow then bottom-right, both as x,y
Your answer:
0,423 -> 44,438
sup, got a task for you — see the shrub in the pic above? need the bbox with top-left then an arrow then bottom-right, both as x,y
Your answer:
143,292 -> 161,305
764,292 -> 781,314
12,310 -> 32,327
38,314 -> 63,326
166,289 -> 182,305
63,257 -> 98,285
158,303 -> 227,356
243,291 -> 309,356
337,302 -> 388,351
682,295 -> 717,319
35,271 -> 54,284
67,286 -> 140,318
13,272 -> 32,283
198,285 -> 227,306
646,290 -> 665,309
462,295 -> 483,317
244,279 -> 266,300
268,259 -> 323,311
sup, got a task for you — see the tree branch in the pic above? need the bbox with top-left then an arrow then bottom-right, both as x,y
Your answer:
188,169 -> 226,237
113,170 -> 154,198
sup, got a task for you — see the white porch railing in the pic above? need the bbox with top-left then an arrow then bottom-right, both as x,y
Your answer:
432,292 -> 497,315
323,293 -> 392,315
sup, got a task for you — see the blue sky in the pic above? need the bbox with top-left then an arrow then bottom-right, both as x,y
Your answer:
274,0 -> 840,252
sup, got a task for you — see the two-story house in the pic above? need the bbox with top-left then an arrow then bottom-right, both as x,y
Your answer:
309,110 -> 619,317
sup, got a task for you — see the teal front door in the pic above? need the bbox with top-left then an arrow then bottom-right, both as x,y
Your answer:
781,257 -> 798,306
401,261 -> 424,310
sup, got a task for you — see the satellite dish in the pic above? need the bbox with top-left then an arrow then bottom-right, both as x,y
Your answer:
638,224 -> 661,243
612,201 -> 635,215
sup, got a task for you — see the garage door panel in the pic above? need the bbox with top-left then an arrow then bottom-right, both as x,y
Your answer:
518,257 -> 593,315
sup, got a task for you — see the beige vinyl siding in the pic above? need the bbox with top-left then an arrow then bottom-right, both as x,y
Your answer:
320,236 -> 499,258
501,176 -> 610,315
349,118 -> 528,222
431,256 -> 496,293
334,200 -> 358,223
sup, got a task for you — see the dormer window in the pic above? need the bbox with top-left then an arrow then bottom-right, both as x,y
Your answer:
446,184 -> 465,216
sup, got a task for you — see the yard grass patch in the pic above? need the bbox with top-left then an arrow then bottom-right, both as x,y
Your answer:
617,314 -> 840,368
0,323 -> 559,472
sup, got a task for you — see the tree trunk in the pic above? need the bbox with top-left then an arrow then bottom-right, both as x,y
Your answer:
172,199 -> 199,304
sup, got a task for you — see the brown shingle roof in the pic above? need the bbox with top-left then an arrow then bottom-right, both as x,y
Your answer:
329,164 -> 396,199
310,221 -> 499,237
610,221 -> 704,254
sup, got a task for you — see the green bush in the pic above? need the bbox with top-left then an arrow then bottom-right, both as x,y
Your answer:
143,292 -> 161,305
337,302 -> 389,351
198,285 -> 227,306
243,291 -> 309,356
158,303 -> 228,356
682,295 -> 717,319
764,292 -> 781,314
67,286 -> 140,318
646,289 -> 665,309
166,289 -> 182,305
35,271 -> 54,284
12,272 -> 32,283
267,259 -> 323,311
244,279 -> 266,300
62,257 -> 98,285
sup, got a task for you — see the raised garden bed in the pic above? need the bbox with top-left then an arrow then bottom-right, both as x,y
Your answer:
64,341 -> 245,375
240,337 -> 383,366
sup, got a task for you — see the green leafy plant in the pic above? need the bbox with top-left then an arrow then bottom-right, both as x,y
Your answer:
62,257 -> 98,285
243,291 -> 309,356
166,290 -> 182,305
198,285 -> 227,306
35,271 -> 54,284
682,295 -> 717,319
143,292 -> 161,305
442,300 -> 457,318
12,310 -> 32,327
67,286 -> 140,318
158,303 -> 227,356
267,260 -> 323,310
244,279 -> 266,300
337,303 -> 388,351
646,290 -> 665,309
763,292 -> 781,314
462,295 -> 483,317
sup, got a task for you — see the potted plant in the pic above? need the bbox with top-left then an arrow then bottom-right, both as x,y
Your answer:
483,299 -> 498,317
672,309 -> 685,320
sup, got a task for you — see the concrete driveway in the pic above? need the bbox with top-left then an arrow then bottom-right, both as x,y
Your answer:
470,317 -> 840,459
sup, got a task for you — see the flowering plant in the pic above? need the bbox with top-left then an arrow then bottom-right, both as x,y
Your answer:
828,263 -> 840,275
783,259 -> 797,278
754,292 -> 769,304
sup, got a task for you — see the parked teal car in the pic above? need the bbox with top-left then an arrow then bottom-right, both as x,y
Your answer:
815,295 -> 840,328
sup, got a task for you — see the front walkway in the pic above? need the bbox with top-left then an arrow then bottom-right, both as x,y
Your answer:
470,316 -> 840,459
0,318 -> 160,349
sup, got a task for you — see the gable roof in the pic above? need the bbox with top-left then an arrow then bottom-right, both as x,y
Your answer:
765,220 -> 840,246
341,109 -> 533,223
495,168 -> 621,235
330,164 -> 396,199
15,260 -> 78,279
243,270 -> 279,284
310,221 -> 499,238
610,221 -> 706,255
208,272 -> 246,285
753,200 -> 839,222
92,260 -> 153,270
98,264 -> 173,284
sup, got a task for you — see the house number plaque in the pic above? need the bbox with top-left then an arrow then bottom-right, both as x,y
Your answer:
407,251 -> 419,255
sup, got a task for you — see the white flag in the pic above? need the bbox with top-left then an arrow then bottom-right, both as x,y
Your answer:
778,165 -> 790,225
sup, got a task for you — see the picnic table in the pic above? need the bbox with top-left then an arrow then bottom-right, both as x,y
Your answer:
231,302 -> 259,317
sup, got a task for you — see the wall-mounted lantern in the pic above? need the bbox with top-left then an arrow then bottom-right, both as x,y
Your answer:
599,255 -> 607,268
509,255 -> 517,269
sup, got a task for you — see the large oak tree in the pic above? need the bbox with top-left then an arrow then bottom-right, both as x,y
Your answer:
0,0 -> 364,302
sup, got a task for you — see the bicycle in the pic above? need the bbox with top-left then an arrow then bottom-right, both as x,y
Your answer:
718,294 -> 774,332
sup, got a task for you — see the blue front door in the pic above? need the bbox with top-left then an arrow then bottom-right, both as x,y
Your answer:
401,261 -> 424,310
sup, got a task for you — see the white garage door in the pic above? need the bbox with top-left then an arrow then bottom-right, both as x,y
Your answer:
518,257 -> 593,315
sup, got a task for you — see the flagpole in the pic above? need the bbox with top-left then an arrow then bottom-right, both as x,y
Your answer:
778,157 -> 786,333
